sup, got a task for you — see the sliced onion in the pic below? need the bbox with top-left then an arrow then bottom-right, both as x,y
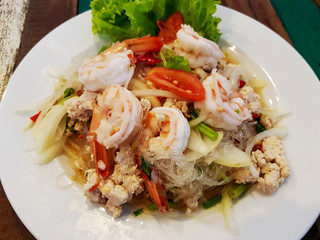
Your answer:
245,126 -> 288,155
36,139 -> 64,165
129,79 -> 162,107
209,144 -> 252,167
221,184 -> 238,234
34,99 -> 73,153
185,129 -> 223,161
188,113 -> 207,127
131,89 -> 187,101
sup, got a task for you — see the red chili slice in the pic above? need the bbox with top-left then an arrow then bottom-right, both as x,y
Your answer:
30,111 -> 41,122
239,80 -> 246,88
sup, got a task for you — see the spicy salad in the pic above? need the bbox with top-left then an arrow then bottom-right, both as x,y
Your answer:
28,0 -> 290,227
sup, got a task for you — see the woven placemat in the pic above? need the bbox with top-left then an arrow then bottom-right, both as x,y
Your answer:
0,0 -> 29,100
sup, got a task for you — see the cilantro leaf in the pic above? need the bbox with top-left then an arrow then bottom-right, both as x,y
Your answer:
157,50 -> 192,73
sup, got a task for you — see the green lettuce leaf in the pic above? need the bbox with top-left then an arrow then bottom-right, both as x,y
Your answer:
176,0 -> 221,42
91,0 -> 221,42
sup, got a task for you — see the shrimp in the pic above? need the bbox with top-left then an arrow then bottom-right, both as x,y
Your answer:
79,36 -> 164,92
92,84 -> 143,149
173,24 -> 224,71
140,107 -> 190,157
194,70 -> 251,131
138,107 -> 190,213
78,48 -> 135,92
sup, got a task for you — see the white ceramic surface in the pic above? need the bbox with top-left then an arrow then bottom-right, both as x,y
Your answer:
0,6 -> 320,240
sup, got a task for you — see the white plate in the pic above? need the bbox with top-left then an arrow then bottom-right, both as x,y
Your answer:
1,6 -> 319,240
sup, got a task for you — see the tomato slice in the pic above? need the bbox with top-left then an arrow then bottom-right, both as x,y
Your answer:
125,36 -> 164,53
145,67 -> 205,101
158,12 -> 184,44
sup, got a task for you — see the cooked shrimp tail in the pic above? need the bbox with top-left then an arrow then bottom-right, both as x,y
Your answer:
89,105 -> 114,180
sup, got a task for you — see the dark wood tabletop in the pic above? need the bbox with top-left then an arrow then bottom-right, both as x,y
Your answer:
0,0 -> 319,239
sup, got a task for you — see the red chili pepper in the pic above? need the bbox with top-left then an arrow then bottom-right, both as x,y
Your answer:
134,53 -> 163,65
239,80 -> 246,88
252,113 -> 260,120
78,134 -> 84,139
77,90 -> 84,96
30,111 -> 41,122
89,177 -> 101,192
258,142 -> 263,151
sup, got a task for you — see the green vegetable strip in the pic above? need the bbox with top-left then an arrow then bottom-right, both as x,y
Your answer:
141,156 -> 152,179
255,123 -> 266,133
133,208 -> 143,216
190,110 -> 218,141
196,123 -> 219,141
59,88 -> 75,105
202,194 -> 222,209
63,88 -> 74,98
228,184 -> 251,200
147,200 -> 179,210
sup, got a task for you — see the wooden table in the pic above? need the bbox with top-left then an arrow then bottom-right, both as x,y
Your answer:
0,0 -> 319,239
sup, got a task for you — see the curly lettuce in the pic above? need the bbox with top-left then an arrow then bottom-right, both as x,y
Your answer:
91,0 -> 221,42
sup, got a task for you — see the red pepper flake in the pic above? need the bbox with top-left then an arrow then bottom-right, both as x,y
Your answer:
30,111 -> 41,122
258,142 -> 263,151
252,113 -> 260,120
77,89 -> 84,96
239,80 -> 246,88
78,134 -> 84,139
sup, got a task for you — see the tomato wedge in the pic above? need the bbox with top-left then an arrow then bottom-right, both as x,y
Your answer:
145,67 -> 205,101
125,36 -> 164,53
158,12 -> 184,44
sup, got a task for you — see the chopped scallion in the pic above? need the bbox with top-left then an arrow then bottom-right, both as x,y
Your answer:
133,208 -> 143,216
190,109 -> 218,141
228,184 -> 251,200
255,123 -> 266,133
147,200 -> 179,211
141,156 -> 152,180
203,194 -> 222,209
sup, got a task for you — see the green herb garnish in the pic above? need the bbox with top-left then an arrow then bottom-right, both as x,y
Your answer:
59,88 -> 75,105
203,194 -> 222,209
190,109 -> 219,141
141,156 -> 152,180
157,50 -> 192,73
256,123 -> 266,133
228,184 -> 251,200
133,208 -> 143,216
147,200 -> 179,211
